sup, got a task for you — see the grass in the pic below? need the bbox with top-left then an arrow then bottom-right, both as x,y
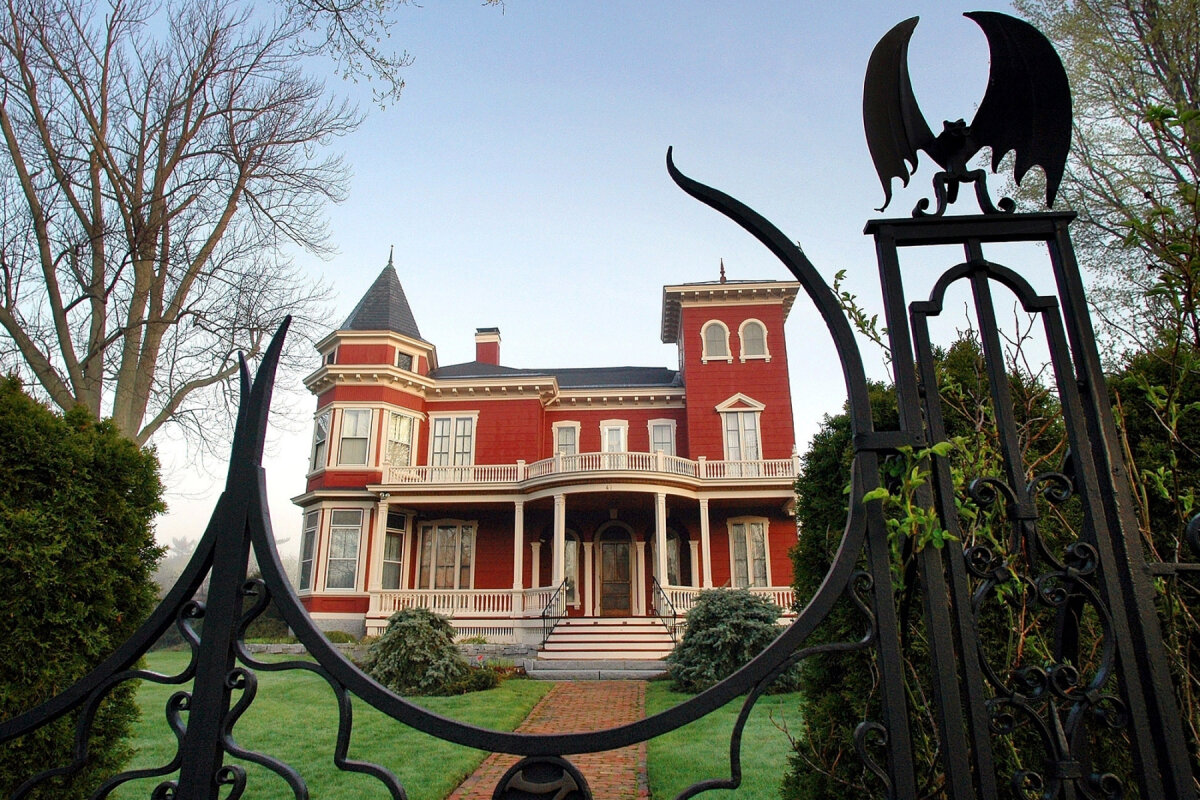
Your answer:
644,682 -> 801,800
113,653 -> 800,799
113,650 -> 552,800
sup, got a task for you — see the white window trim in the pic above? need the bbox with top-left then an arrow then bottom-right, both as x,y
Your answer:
381,511 -> 409,591
738,318 -> 771,362
322,506 -> 369,593
600,419 -> 628,452
551,421 -> 581,456
647,418 -> 677,455
322,347 -> 338,366
309,409 -> 332,475
427,411 -> 480,467
727,516 -> 772,588
700,320 -> 733,363
416,519 -> 479,590
335,407 -> 375,467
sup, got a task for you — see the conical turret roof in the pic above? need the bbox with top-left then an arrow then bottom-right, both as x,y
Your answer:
341,259 -> 424,341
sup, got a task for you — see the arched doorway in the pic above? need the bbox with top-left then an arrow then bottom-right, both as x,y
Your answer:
595,523 -> 633,617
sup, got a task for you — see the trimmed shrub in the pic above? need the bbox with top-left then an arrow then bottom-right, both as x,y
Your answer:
323,629 -> 358,644
366,608 -> 471,695
0,378 -> 165,799
666,589 -> 799,693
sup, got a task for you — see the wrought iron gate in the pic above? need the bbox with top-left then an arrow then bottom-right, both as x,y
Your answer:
1,11 -> 1196,800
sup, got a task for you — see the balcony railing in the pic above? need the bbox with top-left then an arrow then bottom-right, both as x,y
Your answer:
384,452 -> 798,485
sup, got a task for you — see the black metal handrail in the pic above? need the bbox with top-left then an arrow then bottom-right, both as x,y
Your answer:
650,576 -> 680,643
539,579 -> 568,646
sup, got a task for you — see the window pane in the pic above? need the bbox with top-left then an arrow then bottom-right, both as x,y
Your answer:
382,562 -> 401,590
331,510 -> 362,526
339,409 -> 371,465
652,423 -> 673,455
742,413 -> 760,460
705,323 -> 727,357
666,533 -> 680,585
386,413 -> 413,466
751,523 -> 768,586
300,512 -> 319,590
435,525 -> 457,589
431,418 -> 451,466
326,520 -> 360,590
732,524 -> 748,588
557,426 -> 576,455
565,536 -> 578,602
326,560 -> 356,590
387,510 -> 407,530
725,414 -> 742,461
384,531 -> 403,561
311,412 -> 330,470
453,418 -> 473,465
743,322 -> 766,356
396,351 -> 413,371
459,526 -> 474,589
419,526 -> 432,588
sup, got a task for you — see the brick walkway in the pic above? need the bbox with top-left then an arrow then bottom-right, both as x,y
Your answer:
446,681 -> 649,800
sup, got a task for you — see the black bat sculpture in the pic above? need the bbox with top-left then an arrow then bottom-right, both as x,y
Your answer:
863,12 -> 1071,216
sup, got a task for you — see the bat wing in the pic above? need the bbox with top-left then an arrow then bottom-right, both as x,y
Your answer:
863,17 -> 937,211
966,11 -> 1072,207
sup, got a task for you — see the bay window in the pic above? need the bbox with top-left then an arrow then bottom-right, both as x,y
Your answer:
299,510 -> 319,590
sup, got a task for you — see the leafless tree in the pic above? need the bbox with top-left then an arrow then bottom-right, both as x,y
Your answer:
0,0 -> 361,445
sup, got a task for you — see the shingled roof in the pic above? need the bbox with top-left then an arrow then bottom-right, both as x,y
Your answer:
430,362 -> 681,389
342,263 -> 424,341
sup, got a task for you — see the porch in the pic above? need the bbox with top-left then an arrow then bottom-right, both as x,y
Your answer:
364,584 -> 797,642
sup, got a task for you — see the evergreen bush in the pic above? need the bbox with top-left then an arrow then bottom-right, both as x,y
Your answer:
665,588 -> 798,693
0,378 -> 164,799
365,608 -> 472,695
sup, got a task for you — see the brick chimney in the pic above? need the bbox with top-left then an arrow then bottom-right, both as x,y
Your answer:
475,327 -> 501,365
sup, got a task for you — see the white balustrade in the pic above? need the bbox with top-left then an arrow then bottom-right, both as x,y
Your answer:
660,585 -> 796,616
372,589 -> 514,617
384,453 -> 794,486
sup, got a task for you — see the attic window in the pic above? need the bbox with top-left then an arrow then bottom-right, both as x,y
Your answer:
323,348 -> 337,366
396,351 -> 414,371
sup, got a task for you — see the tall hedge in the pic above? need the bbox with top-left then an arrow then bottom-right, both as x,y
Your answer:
0,377 -> 164,798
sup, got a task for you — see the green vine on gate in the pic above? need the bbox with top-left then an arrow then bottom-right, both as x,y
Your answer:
861,440 -> 959,552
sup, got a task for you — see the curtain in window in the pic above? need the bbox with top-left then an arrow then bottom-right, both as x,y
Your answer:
385,412 -> 413,466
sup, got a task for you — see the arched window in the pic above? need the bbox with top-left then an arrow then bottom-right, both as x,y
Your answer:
701,321 -> 731,362
739,319 -> 769,360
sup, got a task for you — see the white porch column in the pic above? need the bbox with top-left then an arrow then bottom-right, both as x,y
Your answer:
530,542 -> 541,588
654,492 -> 668,585
634,540 -> 647,615
367,494 -> 390,614
512,500 -> 525,589
583,541 -> 595,617
552,494 -> 566,587
689,541 -> 700,586
700,497 -> 713,588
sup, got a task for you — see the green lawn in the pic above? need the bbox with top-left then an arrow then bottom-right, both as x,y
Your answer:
115,653 -> 798,800
115,650 -> 552,800
644,683 -> 801,800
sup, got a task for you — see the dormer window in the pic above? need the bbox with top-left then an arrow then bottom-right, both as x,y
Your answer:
739,319 -> 769,361
701,321 -> 732,363
395,351 -> 414,371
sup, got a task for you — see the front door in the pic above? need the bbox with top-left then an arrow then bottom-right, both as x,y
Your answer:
600,540 -> 631,616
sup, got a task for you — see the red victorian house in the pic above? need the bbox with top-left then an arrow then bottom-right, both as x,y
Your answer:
293,261 -> 801,647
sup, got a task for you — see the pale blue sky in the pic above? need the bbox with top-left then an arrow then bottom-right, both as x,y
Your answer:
157,1 -> 1053,558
